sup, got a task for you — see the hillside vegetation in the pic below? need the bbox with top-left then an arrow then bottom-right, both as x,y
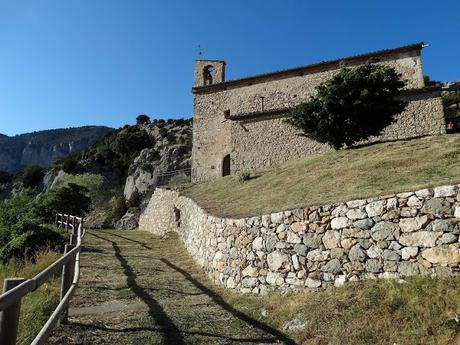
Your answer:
0,126 -> 113,173
0,252 -> 61,345
184,134 -> 460,218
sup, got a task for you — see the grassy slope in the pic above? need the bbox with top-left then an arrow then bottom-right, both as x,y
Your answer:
184,134 -> 460,218
227,273 -> 460,345
0,252 -> 61,345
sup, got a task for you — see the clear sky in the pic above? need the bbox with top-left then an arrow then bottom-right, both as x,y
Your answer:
0,0 -> 459,136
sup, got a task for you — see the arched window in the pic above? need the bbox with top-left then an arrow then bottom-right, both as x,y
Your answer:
222,154 -> 230,177
203,65 -> 214,85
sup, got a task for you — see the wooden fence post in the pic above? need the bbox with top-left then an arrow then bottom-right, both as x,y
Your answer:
0,278 -> 26,345
60,245 -> 75,324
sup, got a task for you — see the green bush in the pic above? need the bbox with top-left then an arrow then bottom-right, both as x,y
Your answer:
0,223 -> 65,263
110,192 -> 127,221
59,173 -> 106,205
0,190 -> 67,263
287,61 -> 407,149
127,189 -> 142,209
61,155 -> 80,174
34,183 -> 91,222
113,128 -> 153,156
19,165 -> 45,188
443,91 -> 460,119
136,114 -> 151,125
238,171 -> 251,183
0,170 -> 12,183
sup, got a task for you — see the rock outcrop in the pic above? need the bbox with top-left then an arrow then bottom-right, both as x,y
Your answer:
115,212 -> 138,230
124,121 -> 192,201
124,147 -> 190,201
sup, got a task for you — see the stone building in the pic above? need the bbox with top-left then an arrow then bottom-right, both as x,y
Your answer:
191,43 -> 446,182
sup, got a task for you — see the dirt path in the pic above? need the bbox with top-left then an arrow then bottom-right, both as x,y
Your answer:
49,230 -> 294,345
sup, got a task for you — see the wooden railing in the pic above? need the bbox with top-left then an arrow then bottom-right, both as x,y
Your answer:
0,213 -> 85,345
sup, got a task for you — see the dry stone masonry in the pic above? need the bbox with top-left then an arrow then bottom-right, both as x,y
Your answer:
140,184 -> 460,294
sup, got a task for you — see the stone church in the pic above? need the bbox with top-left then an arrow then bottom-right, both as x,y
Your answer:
191,43 -> 445,182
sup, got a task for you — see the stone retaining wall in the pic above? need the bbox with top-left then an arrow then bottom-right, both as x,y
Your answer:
139,185 -> 460,294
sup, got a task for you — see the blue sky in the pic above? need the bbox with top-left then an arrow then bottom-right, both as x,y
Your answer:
0,0 -> 459,136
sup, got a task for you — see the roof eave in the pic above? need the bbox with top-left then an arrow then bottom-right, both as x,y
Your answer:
192,43 -> 425,94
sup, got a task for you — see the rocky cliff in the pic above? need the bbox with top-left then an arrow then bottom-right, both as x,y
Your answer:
0,126 -> 114,173
124,120 -> 192,202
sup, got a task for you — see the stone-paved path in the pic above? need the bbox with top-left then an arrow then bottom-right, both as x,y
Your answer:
48,230 -> 294,345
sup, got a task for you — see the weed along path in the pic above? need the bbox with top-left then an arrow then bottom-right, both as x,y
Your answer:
48,230 -> 293,345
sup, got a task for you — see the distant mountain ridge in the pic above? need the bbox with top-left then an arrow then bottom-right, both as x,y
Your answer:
0,126 -> 114,173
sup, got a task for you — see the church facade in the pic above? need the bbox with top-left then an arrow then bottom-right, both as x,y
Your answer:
191,43 -> 445,182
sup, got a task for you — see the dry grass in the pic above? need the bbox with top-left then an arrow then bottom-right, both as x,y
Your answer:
224,274 -> 460,345
0,251 -> 61,345
183,134 -> 460,218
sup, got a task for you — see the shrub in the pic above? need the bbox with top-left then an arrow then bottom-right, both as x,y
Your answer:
0,170 -> 12,183
113,128 -> 153,157
0,224 -> 66,263
238,171 -> 251,183
59,173 -> 106,205
20,165 -> 45,188
127,189 -> 142,209
156,119 -> 166,127
136,114 -> 151,125
174,118 -> 191,127
110,192 -> 127,221
443,91 -> 460,119
61,155 -> 80,174
35,183 -> 91,222
286,61 -> 407,149
167,173 -> 191,187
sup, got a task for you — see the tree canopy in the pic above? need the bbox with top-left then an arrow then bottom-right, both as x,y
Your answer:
286,61 -> 407,149
136,114 -> 151,125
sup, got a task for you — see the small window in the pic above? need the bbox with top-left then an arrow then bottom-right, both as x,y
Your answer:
224,110 -> 231,118
203,65 -> 215,85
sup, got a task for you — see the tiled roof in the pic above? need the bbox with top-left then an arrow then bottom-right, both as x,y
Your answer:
193,43 -> 425,94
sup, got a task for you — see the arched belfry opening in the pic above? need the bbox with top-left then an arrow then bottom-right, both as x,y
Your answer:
193,60 -> 225,87
222,154 -> 231,177
203,65 -> 214,85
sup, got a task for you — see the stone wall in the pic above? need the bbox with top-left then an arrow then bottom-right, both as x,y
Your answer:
191,46 -> 445,182
140,185 -> 460,294
230,90 -> 445,174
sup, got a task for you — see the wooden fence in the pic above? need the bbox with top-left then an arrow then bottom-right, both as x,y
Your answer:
0,213 -> 85,345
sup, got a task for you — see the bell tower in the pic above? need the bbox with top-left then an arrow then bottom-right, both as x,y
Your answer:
193,60 -> 226,86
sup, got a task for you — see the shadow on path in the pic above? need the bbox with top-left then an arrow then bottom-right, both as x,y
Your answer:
89,232 -> 185,345
69,321 -> 283,343
81,231 -> 294,344
107,231 -> 153,250
161,258 -> 296,345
